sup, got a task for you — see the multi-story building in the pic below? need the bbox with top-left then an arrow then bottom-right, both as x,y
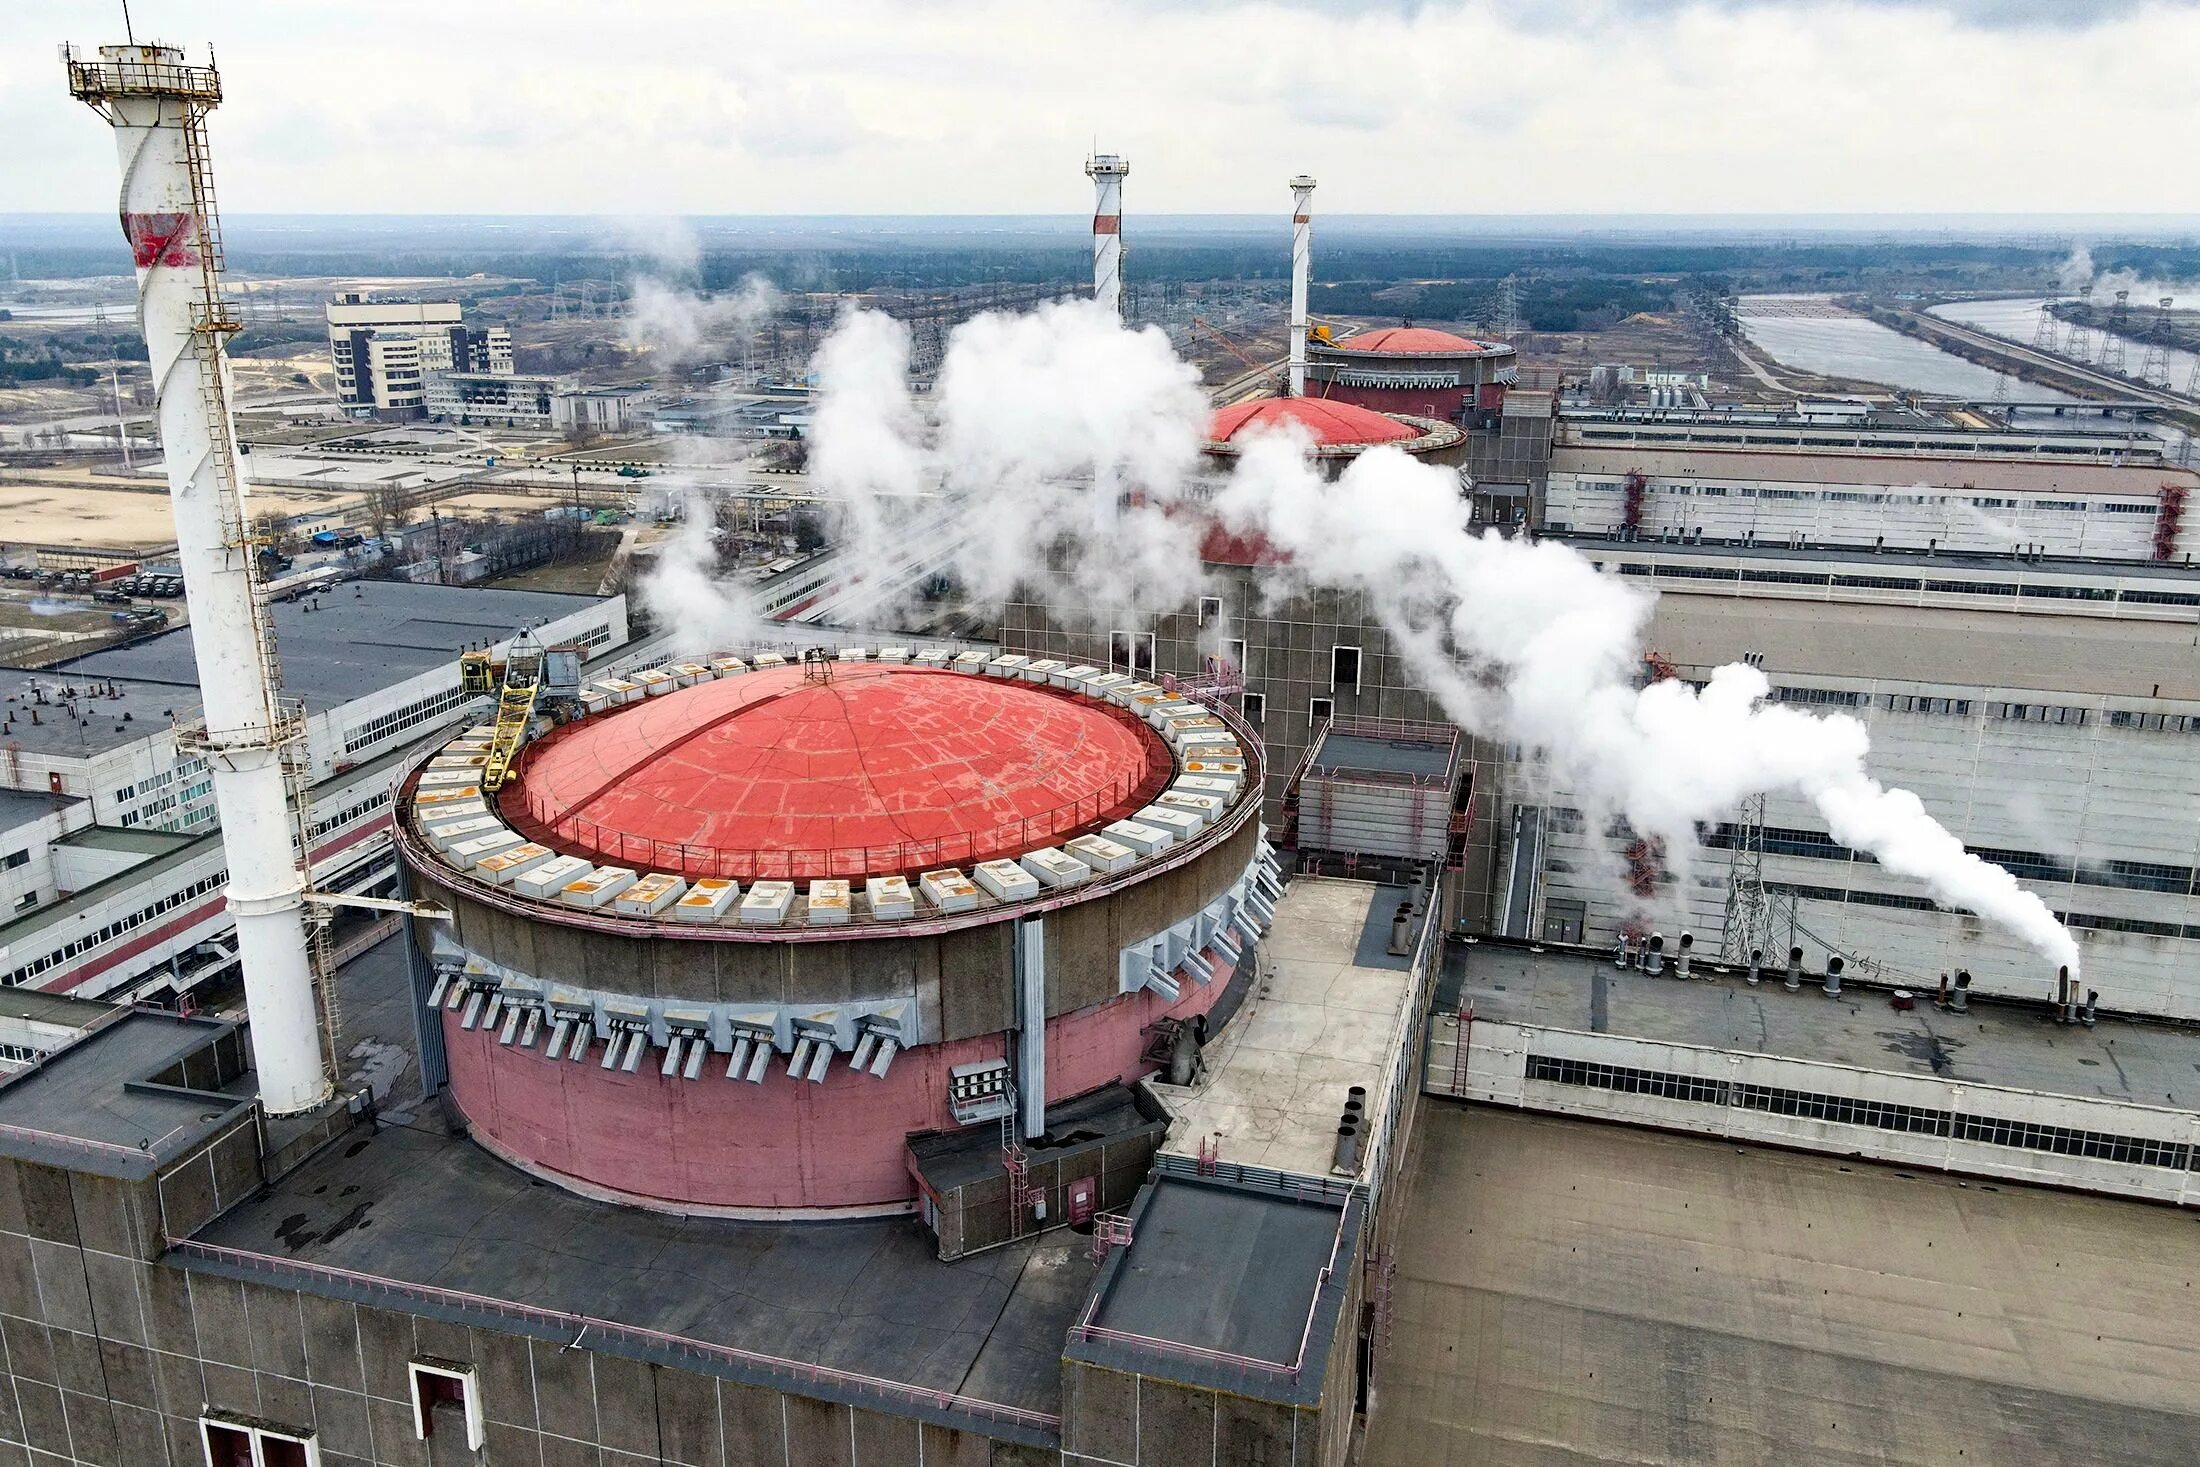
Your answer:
421,370 -> 561,426
326,294 -> 512,419
0,583 -> 628,1003
1524,544 -> 2200,1021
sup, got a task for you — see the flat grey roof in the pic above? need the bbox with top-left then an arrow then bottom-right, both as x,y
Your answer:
1644,592 -> 2200,700
1364,1106 -> 2200,1467
0,1011 -> 248,1177
0,987 -> 114,1030
1311,730 -> 1456,782
56,581 -> 604,708
0,674 -> 199,758
189,936 -> 1084,1429
1449,938 -> 2200,1109
0,786 -> 76,837
1068,1171 -> 1362,1405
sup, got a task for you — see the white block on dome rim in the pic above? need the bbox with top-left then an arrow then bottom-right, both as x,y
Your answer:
864,875 -> 915,919
1158,790 -> 1225,829
1174,774 -> 1239,800
513,854 -> 596,899
753,652 -> 787,668
805,879 -> 852,925
451,830 -> 526,867
1066,833 -> 1136,872
741,880 -> 796,924
425,816 -> 501,852
616,872 -> 688,914
973,859 -> 1040,901
1020,659 -> 1065,685
1138,805 -> 1204,844
984,654 -> 1029,678
1104,819 -> 1172,857
920,868 -> 980,912
476,842 -> 557,884
673,878 -> 740,920
1020,847 -> 1091,888
561,866 -> 637,909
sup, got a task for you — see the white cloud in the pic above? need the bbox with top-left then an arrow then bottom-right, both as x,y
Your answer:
13,0 -> 2200,214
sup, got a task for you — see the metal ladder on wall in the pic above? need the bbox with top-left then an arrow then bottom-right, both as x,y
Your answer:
180,103 -> 339,1087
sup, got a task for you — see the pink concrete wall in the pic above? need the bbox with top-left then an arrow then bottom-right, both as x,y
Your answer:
441,955 -> 1238,1213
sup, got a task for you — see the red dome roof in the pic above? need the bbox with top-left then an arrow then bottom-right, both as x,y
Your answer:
507,665 -> 1170,880
1329,326 -> 1504,355
1207,396 -> 1418,449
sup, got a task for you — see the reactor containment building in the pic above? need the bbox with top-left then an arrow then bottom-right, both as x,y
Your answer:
401,649 -> 1278,1218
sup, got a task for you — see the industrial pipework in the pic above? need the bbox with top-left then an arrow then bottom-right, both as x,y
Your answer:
1086,153 -> 1129,320
66,42 -> 330,1115
1288,175 -> 1316,396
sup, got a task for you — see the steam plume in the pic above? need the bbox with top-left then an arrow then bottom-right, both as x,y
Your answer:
803,300 -> 2081,976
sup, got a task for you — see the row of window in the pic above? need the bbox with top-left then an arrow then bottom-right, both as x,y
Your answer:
1581,478 -> 2159,514
306,788 -> 392,843
3,870 -> 228,987
1525,1054 -> 2193,1170
1710,823 -> 2200,897
1620,560 -> 2200,607
344,684 -> 475,755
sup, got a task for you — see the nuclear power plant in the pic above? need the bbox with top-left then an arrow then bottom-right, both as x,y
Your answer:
0,26 -> 2194,1467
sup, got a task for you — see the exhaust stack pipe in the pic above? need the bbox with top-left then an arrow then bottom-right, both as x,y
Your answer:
1783,946 -> 1803,992
1676,931 -> 1693,979
1822,954 -> 1843,999
65,41 -> 327,1115
1644,932 -> 1665,977
1950,968 -> 1972,1014
1085,153 -> 1130,321
1746,948 -> 1762,986
1287,175 -> 1316,396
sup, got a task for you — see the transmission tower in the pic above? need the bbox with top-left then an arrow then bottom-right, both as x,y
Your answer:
2137,297 -> 2175,386
1719,791 -> 1771,962
1494,275 -> 1521,343
2030,297 -> 2061,350
2100,289 -> 2131,375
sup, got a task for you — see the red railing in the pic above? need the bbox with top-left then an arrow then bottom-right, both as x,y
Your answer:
166,1237 -> 1062,1437
508,766 -> 1156,882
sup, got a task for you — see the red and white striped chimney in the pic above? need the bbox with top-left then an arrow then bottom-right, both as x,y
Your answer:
1288,175 -> 1317,396
1085,153 -> 1129,321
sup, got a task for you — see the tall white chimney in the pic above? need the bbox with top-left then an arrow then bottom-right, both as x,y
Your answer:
68,43 -> 330,1115
1288,175 -> 1317,396
1085,153 -> 1129,321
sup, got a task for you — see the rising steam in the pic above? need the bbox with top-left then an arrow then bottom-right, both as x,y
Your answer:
799,299 -> 2080,976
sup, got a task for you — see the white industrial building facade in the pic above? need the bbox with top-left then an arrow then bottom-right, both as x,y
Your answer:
1524,577 -> 2200,1022
0,587 -> 628,1003
1545,445 -> 2195,560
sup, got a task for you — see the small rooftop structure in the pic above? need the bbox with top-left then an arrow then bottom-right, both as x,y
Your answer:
1288,717 -> 1464,871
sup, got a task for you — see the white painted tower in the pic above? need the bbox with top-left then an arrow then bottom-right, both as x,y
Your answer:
1085,153 -> 1129,321
1288,175 -> 1317,397
67,43 -> 330,1115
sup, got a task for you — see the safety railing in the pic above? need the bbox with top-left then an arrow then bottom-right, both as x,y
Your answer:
510,764 -> 1159,881
1067,1170 -> 1359,1387
166,1237 -> 1062,1437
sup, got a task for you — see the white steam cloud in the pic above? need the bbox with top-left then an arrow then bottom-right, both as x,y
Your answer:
623,274 -> 783,370
799,299 -> 2081,977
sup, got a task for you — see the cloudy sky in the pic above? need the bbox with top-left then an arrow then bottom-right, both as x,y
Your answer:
10,0 -> 2199,217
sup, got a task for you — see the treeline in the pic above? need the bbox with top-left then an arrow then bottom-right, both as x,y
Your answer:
19,237 -> 2196,296
0,333 -> 148,386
